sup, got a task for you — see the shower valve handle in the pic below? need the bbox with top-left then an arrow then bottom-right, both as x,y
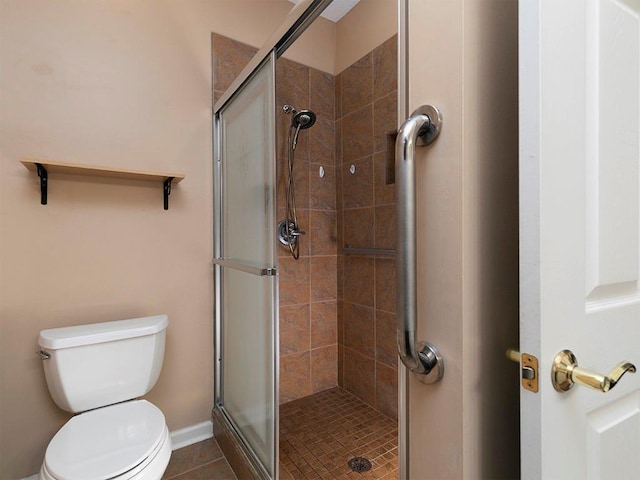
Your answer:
396,105 -> 444,385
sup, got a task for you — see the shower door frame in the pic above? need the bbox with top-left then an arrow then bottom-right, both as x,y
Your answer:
212,1 -> 333,478
213,51 -> 278,479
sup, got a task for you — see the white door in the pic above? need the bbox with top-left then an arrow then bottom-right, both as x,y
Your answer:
520,1 -> 640,479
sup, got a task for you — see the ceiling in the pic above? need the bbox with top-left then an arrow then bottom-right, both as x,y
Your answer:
287,0 -> 360,23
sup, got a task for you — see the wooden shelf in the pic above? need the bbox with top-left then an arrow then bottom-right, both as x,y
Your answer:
20,158 -> 185,183
21,158 -> 185,209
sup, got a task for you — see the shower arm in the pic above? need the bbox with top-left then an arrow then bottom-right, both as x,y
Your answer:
396,105 -> 445,385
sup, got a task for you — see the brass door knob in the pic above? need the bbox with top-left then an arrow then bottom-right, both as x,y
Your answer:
552,350 -> 636,393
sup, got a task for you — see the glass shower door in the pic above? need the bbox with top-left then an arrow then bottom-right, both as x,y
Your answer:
213,53 -> 277,478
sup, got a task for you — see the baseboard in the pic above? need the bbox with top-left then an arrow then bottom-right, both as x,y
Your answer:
169,420 -> 214,450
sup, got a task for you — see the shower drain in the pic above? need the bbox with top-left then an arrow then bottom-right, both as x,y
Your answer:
347,456 -> 372,473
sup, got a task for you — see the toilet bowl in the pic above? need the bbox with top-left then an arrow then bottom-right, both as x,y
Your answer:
39,400 -> 171,480
37,316 -> 171,480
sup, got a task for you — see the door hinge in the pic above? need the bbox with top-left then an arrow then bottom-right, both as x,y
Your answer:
506,349 -> 539,393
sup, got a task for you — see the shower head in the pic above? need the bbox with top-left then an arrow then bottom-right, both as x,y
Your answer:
292,109 -> 316,130
283,105 -> 317,130
283,105 -> 317,150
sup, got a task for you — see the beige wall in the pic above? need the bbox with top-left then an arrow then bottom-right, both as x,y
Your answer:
0,1 -> 335,478
335,0 -> 398,74
285,3 -> 336,73
407,0 -> 519,478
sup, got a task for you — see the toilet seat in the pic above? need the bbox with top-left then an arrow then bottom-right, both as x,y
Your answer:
42,400 -> 169,480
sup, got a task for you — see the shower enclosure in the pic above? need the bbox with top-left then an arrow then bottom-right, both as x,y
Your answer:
212,2 -> 333,478
211,0 -> 410,478
213,52 -> 278,477
213,4 -> 404,477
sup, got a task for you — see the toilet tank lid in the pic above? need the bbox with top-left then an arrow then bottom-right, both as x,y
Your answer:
38,315 -> 168,350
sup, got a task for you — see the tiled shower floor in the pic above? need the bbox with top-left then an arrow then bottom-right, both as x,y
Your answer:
165,387 -> 397,479
280,387 -> 398,480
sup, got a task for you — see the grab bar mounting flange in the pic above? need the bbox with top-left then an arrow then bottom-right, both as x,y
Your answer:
413,105 -> 442,147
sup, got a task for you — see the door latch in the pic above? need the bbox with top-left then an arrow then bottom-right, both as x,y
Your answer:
507,349 -> 539,393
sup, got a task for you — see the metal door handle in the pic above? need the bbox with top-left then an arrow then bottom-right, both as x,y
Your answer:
396,105 -> 444,384
552,350 -> 636,393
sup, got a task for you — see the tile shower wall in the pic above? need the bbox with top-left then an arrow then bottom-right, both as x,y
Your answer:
212,34 -> 258,102
213,33 -> 398,416
276,57 -> 338,404
336,36 -> 398,420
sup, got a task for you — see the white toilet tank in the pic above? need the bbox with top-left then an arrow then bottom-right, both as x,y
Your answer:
38,315 -> 168,413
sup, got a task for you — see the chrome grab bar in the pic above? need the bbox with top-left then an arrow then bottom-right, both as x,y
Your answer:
396,105 -> 444,384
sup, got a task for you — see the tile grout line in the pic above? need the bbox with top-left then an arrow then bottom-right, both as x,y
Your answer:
165,456 -> 225,480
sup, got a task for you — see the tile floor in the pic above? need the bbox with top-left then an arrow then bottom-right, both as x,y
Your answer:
163,438 -> 237,480
280,387 -> 398,480
165,387 -> 397,480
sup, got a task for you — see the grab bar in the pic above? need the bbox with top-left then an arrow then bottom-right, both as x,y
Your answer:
396,105 -> 444,384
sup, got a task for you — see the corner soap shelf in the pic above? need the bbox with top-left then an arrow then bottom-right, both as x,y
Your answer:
20,158 -> 185,210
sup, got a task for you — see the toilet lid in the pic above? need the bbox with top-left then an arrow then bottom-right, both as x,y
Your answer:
45,400 -> 166,480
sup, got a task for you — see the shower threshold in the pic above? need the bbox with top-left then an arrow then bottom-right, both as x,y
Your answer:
279,387 -> 398,479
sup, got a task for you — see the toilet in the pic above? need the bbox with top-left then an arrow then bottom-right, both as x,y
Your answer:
37,315 -> 172,480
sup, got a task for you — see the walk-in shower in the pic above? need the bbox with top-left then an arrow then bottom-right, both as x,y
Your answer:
277,104 -> 317,259
212,1 -> 401,478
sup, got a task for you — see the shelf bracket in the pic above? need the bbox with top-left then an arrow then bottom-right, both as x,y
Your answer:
163,177 -> 174,210
36,163 -> 48,205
